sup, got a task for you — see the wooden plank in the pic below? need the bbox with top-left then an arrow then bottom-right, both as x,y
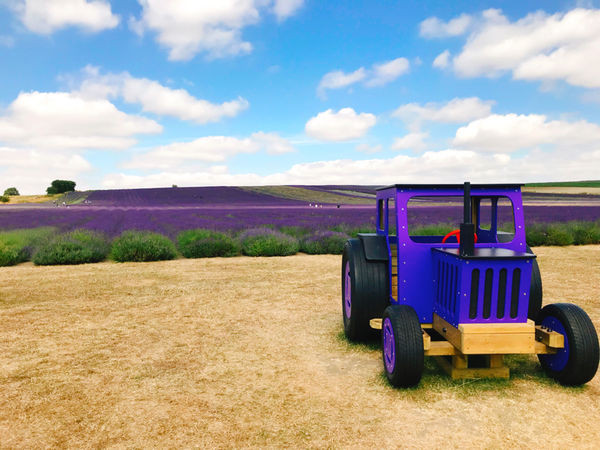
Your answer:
459,320 -> 535,334
535,341 -> 558,354
433,314 -> 462,350
369,318 -> 382,330
535,325 -> 564,348
433,314 -> 536,355
489,354 -> 504,368
461,332 -> 535,354
434,356 -> 510,380
422,329 -> 431,351
424,341 -> 457,356
454,353 -> 468,369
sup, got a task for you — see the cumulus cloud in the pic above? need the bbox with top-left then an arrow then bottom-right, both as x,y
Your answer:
0,146 -> 92,194
0,91 -> 161,150
130,0 -> 304,60
393,97 -> 494,125
305,108 -> 376,141
317,68 -> 367,97
433,50 -> 450,68
11,0 -> 119,34
365,58 -> 411,87
123,132 -> 294,170
317,57 -> 409,96
420,13 -> 472,38
102,147 -> 600,189
78,67 -> 249,124
272,0 -> 304,21
391,132 -> 428,151
431,8 -> 600,89
453,113 -> 600,153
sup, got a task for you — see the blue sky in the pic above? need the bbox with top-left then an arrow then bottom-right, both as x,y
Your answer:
1,0 -> 600,194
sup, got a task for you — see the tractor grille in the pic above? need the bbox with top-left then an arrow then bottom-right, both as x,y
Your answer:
433,253 -> 530,327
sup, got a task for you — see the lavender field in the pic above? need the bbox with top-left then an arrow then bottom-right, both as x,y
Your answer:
1,186 -> 599,238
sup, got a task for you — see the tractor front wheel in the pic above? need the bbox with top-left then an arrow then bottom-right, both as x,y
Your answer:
537,303 -> 599,386
382,305 -> 424,388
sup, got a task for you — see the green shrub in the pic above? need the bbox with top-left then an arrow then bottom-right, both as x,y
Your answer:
33,229 -> 110,265
545,224 -> 574,246
411,223 -> 456,236
3,187 -> 19,196
0,227 -> 56,266
0,195 -> 9,203
569,221 -> 600,245
330,224 -> 374,238
177,229 -> 239,258
301,231 -> 349,254
0,241 -> 28,266
239,228 -> 300,256
111,231 -> 177,262
526,223 -> 547,247
279,226 -> 311,239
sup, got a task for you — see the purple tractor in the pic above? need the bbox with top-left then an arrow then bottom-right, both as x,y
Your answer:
342,183 -> 599,387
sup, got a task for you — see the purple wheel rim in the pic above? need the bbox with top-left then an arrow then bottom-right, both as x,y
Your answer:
539,316 -> 570,371
344,261 -> 351,319
383,317 -> 395,374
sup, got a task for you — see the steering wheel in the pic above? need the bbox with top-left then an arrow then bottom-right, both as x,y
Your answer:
442,229 -> 478,244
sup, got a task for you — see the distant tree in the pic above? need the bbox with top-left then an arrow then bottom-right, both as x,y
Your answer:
0,195 -> 9,203
46,180 -> 76,195
3,187 -> 19,196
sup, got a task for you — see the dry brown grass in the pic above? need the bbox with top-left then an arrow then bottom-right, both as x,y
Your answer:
0,194 -> 60,205
1,248 -> 599,448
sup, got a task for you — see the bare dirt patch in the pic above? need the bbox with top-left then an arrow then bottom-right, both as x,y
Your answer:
1,248 -> 599,448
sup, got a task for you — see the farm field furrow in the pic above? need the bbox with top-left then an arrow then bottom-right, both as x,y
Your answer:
0,247 -> 599,448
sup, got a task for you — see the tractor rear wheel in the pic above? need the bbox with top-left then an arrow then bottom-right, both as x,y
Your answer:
382,305 -> 424,388
537,303 -> 599,386
341,238 -> 388,342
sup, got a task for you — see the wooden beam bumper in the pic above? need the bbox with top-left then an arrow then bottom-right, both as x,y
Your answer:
433,314 -> 536,354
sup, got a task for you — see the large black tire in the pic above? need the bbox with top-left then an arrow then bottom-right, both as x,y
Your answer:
537,303 -> 599,386
341,239 -> 388,342
381,305 -> 424,387
526,245 -> 543,321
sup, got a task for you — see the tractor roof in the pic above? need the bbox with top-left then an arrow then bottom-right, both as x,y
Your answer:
376,183 -> 523,191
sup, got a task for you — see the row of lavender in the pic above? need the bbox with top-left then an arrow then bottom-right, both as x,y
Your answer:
1,204 -> 599,238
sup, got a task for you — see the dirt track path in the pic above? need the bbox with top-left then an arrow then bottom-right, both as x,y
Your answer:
1,247 -> 599,448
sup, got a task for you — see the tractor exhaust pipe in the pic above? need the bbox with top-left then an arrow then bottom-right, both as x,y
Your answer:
460,181 -> 475,256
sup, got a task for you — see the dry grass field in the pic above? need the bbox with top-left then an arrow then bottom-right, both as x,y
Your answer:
1,247 -> 599,448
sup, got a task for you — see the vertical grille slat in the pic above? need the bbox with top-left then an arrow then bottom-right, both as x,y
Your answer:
469,269 -> 479,319
497,268 -> 507,319
510,268 -> 521,318
483,268 -> 493,319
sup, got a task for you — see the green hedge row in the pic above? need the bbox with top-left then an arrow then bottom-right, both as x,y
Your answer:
2,221 -> 600,267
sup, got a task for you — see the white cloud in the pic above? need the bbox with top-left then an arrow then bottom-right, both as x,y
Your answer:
272,0 -> 304,21
317,57 -> 410,96
445,8 -> 600,89
12,0 -> 119,34
420,13 -> 472,38
123,132 -> 293,169
453,113 -> 600,152
305,108 -> 376,141
317,68 -> 367,97
130,0 -> 303,61
365,58 -> 410,87
0,91 -> 161,150
391,132 -> 428,151
393,97 -> 494,125
78,68 -> 249,124
102,147 -> 600,189
433,50 -> 450,68
0,146 -> 92,194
